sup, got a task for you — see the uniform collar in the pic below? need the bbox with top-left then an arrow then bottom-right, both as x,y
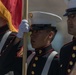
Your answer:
72,36 -> 76,45
73,36 -> 76,41
35,44 -> 53,55
73,36 -> 76,40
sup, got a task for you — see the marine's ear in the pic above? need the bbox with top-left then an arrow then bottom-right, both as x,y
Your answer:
49,31 -> 55,39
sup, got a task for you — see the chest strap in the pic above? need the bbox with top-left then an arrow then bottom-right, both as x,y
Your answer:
0,31 -> 12,53
27,51 -> 58,75
27,52 -> 36,67
41,51 -> 58,75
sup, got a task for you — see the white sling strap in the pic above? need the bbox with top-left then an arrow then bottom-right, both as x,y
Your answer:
27,52 -> 35,67
0,31 -> 12,53
41,51 -> 58,75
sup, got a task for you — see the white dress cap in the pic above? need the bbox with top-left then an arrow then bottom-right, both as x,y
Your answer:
63,0 -> 76,16
64,0 -> 76,9
28,11 -> 62,27
68,0 -> 76,9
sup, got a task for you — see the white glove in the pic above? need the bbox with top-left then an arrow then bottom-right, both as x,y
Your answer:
17,19 -> 30,38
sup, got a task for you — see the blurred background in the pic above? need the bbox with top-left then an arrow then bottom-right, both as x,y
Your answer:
27,0 -> 73,52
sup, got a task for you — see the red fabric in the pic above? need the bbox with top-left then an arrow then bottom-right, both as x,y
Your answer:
1,0 -> 22,30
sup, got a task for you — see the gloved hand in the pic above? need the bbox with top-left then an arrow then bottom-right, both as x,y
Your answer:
17,19 -> 30,38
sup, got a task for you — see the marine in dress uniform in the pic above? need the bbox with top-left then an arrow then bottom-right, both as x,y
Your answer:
59,0 -> 76,75
17,11 -> 62,75
60,38 -> 76,75
0,15 -> 23,75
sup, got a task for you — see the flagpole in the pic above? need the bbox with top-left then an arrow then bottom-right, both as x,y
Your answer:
22,0 -> 28,75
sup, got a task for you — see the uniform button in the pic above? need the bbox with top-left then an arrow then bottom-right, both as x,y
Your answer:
69,61 -> 73,65
35,57 -> 38,61
60,64 -> 63,67
39,50 -> 42,54
6,45 -> 8,47
67,69 -> 71,73
72,53 -> 76,58
73,46 -> 76,50
31,71 -> 35,75
33,63 -> 36,67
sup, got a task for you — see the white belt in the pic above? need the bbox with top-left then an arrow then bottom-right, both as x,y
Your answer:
0,31 -> 12,53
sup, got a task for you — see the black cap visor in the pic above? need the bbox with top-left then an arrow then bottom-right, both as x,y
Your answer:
63,12 -> 76,16
63,8 -> 76,16
30,24 -> 52,31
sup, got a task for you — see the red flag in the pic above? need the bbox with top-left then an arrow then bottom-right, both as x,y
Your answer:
0,0 -> 22,32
